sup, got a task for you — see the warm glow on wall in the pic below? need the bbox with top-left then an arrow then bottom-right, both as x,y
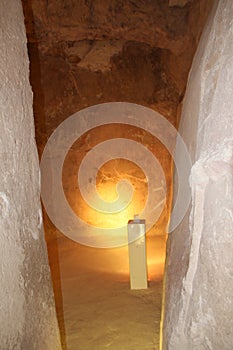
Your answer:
65,158 -> 148,230
60,122 -> 170,248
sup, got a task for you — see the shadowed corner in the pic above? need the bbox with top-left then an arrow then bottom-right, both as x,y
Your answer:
43,212 -> 68,350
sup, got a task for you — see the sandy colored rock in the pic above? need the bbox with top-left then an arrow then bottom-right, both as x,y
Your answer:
0,1 -> 61,349
22,0 -> 214,248
163,0 -> 233,348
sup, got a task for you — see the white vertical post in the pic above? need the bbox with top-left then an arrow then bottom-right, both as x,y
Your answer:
127,215 -> 148,290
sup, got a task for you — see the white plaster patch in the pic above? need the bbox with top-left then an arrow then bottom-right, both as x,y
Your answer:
37,208 -> 43,230
30,228 -> 39,241
0,192 -> 9,218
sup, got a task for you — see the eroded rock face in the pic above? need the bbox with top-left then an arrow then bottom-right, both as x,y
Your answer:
0,0 -> 61,348
169,0 -> 192,8
163,0 -> 233,348
22,1 -> 213,241
22,0 -> 214,127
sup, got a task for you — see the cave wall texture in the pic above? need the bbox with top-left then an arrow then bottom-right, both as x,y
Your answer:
21,0 -> 214,242
22,0 -> 214,130
3,0 -> 231,348
163,0 -> 233,348
0,1 -> 61,349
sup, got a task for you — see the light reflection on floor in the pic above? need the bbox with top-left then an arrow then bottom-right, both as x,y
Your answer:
47,233 -> 166,350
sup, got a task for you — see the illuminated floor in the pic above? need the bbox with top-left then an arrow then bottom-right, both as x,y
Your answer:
47,233 -> 166,350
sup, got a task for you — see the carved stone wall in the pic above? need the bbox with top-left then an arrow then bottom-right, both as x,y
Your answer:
0,1 -> 61,348
163,1 -> 233,348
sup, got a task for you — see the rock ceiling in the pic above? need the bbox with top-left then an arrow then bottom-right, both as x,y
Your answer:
22,0 -> 214,132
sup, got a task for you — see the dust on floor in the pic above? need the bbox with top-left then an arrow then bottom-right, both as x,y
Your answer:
47,235 -> 165,350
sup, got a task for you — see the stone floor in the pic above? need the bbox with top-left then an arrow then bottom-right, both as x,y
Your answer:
47,234 -> 166,350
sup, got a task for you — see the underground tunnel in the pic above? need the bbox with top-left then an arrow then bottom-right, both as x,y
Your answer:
1,0 -> 233,349
22,1 -> 212,348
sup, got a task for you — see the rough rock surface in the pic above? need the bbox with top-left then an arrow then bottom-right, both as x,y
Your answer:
22,0 -> 213,106
163,0 -> 233,348
21,0 -> 214,244
0,1 -> 61,349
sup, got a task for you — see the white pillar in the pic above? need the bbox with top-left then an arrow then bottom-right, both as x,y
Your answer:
128,215 -> 148,290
